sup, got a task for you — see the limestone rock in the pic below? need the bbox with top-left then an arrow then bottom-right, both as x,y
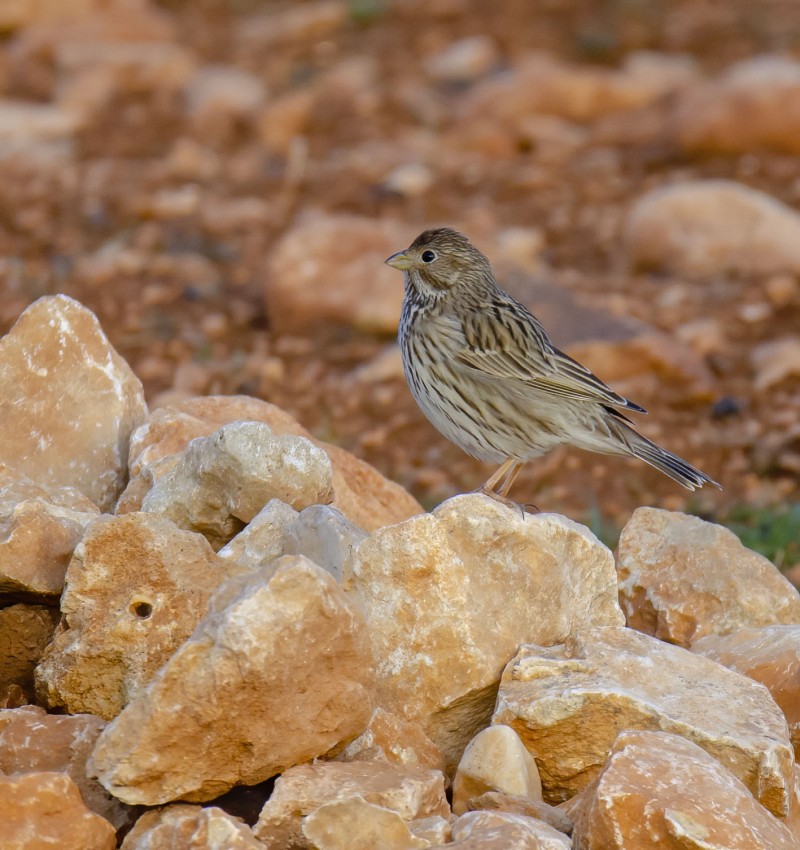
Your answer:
0,771 -> 116,850
409,816 -> 451,845
493,626 -> 794,814
676,56 -> 800,156
36,512 -> 239,720
0,604 -> 59,701
89,556 -> 374,805
347,494 -> 624,768
119,396 -> 422,532
0,465 -> 100,596
302,795 -> 429,850
219,501 -> 365,583
625,180 -> 800,278
218,499 -> 299,571
692,625 -> 800,757
570,730 -> 800,850
0,295 -> 146,511
467,792 -> 572,835
284,504 -> 366,583
264,213 -> 414,335
140,421 -> 333,549
448,810 -> 572,850
0,705 -> 131,830
788,764 -> 800,842
340,708 -> 446,773
253,760 -> 449,848
453,725 -> 542,816
120,804 -> 265,849
617,507 -> 800,646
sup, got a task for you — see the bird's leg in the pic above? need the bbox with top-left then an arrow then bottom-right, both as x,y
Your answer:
476,459 -> 527,516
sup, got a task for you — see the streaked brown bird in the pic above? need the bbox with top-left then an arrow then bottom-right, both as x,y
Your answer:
386,227 -> 719,506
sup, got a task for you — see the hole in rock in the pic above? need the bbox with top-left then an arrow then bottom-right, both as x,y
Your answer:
130,598 -> 153,619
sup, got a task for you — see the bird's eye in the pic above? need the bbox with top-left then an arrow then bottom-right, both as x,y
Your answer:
421,250 -> 436,263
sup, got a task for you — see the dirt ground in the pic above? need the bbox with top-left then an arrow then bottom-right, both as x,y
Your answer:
1,0 -> 799,564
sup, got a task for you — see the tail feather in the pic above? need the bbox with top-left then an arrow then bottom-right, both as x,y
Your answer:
610,420 -> 720,492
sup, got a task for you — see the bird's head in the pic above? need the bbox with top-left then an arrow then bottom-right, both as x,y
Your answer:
385,227 -> 493,301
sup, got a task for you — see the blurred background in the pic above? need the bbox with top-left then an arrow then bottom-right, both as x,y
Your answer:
0,0 -> 798,575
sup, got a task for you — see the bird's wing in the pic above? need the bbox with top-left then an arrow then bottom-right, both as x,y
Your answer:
454,298 -> 646,412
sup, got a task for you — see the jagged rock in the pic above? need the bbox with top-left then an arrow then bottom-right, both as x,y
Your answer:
0,465 -> 100,596
118,396 -> 422,532
467,792 -> 573,835
617,507 -> 800,646
0,705 -> 131,830
120,804 -> 265,849
625,180 -> 800,278
219,501 -> 365,583
452,725 -> 542,816
302,796 -> 429,850
0,604 -> 59,701
448,810 -> 572,849
36,512 -> 240,720
140,421 -> 333,550
569,730 -> 800,850
409,816 -> 451,845
692,625 -> 800,758
218,499 -> 299,571
493,626 -> 794,814
339,707 -> 446,773
253,760 -> 449,848
0,771 -> 116,850
89,557 -> 374,805
347,494 -> 624,769
0,296 -> 146,511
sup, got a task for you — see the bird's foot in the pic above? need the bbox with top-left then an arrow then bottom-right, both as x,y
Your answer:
475,486 -> 533,519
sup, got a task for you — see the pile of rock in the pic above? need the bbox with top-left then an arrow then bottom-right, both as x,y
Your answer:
1,296 -> 800,849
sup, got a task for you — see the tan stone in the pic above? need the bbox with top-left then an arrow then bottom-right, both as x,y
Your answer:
493,626 -> 794,814
302,795 -> 429,850
140,421 -> 334,549
265,213 -> 414,334
448,810 -> 571,849
570,730 -> 800,850
119,396 -> 422,531
467,793 -> 572,835
340,708 -> 446,773
347,494 -> 624,769
624,180 -> 800,278
787,764 -> 800,843
253,761 -> 449,848
0,296 -> 146,511
676,56 -> 800,156
691,625 -> 800,758
89,556 -> 374,804
218,499 -> 299,571
409,816 -> 451,845
453,725 -> 542,816
0,771 -> 116,850
0,705 -> 131,830
36,513 -> 239,720
219,501 -> 366,582
0,605 -> 59,699
618,507 -> 800,646
120,804 -> 264,849
0,465 -> 100,596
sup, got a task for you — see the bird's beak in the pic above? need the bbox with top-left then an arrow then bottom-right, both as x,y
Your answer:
385,250 -> 414,271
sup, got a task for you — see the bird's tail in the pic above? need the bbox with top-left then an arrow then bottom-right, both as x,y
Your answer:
609,419 -> 720,491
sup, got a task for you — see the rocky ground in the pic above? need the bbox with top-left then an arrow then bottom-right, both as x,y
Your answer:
2,0 -> 800,846
0,0 -> 798,557
1,294 -> 800,849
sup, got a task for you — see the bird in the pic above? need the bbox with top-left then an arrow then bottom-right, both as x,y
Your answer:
385,227 -> 719,507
